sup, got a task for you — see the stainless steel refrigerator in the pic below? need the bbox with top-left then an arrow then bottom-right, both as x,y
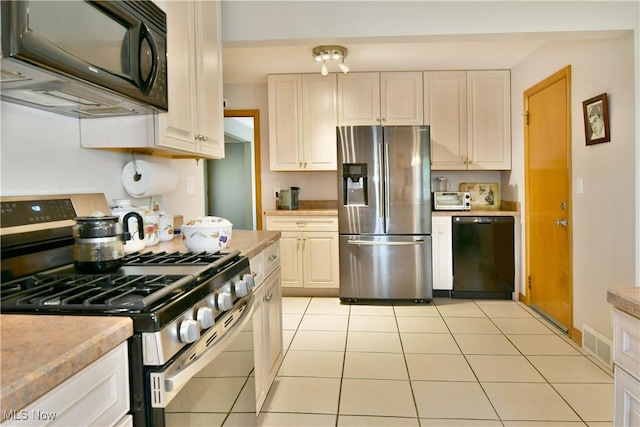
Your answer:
337,125 -> 432,302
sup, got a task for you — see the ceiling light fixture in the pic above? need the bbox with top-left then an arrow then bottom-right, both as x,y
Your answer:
312,45 -> 348,75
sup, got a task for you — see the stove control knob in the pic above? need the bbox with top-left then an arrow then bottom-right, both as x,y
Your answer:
179,319 -> 200,343
243,273 -> 256,290
216,291 -> 233,311
197,306 -> 215,329
234,280 -> 249,297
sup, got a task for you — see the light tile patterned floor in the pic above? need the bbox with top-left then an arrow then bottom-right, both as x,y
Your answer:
170,297 -> 614,426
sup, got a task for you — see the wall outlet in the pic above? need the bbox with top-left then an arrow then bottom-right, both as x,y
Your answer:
186,176 -> 196,194
275,184 -> 280,197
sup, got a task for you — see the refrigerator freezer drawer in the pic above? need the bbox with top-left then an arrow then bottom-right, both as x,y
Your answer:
339,235 -> 433,301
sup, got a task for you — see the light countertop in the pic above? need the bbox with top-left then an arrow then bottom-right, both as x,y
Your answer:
0,315 -> 133,418
607,286 -> 640,318
432,210 -> 520,216
264,209 -> 338,217
145,229 -> 281,259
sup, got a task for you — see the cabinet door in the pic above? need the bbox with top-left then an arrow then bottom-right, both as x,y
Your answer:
252,283 -> 267,412
381,72 -> 424,125
156,0 -> 198,153
467,70 -> 511,170
614,366 -> 640,427
431,216 -> 453,290
268,75 -> 303,170
194,0 -> 224,158
302,74 -> 337,170
425,71 -> 468,170
279,231 -> 304,287
303,231 -> 339,288
264,268 -> 283,385
337,72 -> 380,126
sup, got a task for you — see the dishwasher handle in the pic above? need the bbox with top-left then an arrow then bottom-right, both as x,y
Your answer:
453,216 -> 513,224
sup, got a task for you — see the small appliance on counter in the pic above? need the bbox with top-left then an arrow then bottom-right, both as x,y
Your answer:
433,191 -> 471,211
459,182 -> 501,210
278,187 -> 300,210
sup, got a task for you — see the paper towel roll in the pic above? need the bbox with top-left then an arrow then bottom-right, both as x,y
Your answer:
121,160 -> 179,198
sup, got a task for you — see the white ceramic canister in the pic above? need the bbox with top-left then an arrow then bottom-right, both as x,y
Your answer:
111,199 -> 146,254
158,212 -> 175,242
138,206 -> 160,247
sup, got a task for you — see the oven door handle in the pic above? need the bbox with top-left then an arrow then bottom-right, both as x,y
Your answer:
149,294 -> 255,408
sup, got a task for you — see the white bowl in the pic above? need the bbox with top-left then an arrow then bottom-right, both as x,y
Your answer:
181,216 -> 233,252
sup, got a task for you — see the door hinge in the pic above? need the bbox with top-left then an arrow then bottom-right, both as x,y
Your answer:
524,111 -> 530,125
528,276 -> 532,289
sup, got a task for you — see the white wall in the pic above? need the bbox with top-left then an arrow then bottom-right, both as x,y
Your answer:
507,34 -> 636,338
0,102 -> 206,221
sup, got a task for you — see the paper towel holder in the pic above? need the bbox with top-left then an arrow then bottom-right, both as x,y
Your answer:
131,154 -> 142,182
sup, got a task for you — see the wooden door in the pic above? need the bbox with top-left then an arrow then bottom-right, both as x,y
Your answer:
524,66 -> 572,332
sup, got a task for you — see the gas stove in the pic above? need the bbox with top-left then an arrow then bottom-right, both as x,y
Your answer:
0,194 -> 256,427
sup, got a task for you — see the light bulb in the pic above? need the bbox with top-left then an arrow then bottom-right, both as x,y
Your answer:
321,61 -> 328,76
338,61 -> 349,74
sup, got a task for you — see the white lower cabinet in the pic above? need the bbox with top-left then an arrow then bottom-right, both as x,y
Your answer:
2,342 -> 130,427
431,215 -> 453,291
251,242 -> 283,413
613,308 -> 640,427
265,216 -> 339,289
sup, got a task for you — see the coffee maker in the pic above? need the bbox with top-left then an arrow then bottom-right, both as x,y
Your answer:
278,187 -> 300,210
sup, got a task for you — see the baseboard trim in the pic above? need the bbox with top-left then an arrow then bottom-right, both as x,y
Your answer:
570,326 -> 582,346
282,288 -> 339,298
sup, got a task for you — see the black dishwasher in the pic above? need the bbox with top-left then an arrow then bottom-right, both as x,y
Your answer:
451,216 -> 514,299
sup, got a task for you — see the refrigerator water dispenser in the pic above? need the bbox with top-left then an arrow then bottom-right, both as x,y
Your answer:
343,164 -> 368,206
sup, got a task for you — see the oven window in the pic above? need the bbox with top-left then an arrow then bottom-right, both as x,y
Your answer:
28,2 -> 129,75
164,322 -> 257,425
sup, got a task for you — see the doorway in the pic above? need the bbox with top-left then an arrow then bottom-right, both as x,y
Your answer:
523,66 -> 573,334
206,110 -> 262,230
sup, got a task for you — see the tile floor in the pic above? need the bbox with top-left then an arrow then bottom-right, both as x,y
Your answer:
170,297 -> 615,427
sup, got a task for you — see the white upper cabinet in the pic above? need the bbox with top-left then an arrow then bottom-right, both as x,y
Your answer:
79,0 -> 224,159
424,71 -> 468,170
466,70 -> 511,170
337,72 -> 423,126
268,74 -> 337,171
426,70 -> 511,170
156,0 -> 224,158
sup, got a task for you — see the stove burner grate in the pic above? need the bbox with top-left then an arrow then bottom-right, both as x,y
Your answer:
123,250 -> 231,265
1,273 -> 193,312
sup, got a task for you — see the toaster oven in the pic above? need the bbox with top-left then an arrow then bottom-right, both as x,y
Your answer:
433,191 -> 471,211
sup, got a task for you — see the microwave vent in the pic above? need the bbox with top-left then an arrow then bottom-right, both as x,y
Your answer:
75,106 -> 139,117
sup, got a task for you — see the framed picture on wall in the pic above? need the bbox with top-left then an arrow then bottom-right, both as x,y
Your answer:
582,93 -> 610,146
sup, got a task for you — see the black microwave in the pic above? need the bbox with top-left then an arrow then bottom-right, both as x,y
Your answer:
0,0 -> 168,117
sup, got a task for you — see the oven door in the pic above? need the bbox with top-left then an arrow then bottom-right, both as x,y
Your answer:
147,295 -> 257,426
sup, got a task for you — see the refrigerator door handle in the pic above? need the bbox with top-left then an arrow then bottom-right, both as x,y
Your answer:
384,142 -> 390,224
377,142 -> 385,219
347,239 -> 425,246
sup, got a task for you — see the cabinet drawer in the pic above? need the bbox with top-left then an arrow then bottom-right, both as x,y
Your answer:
266,216 -> 338,232
614,365 -> 640,427
263,241 -> 280,279
2,342 -> 129,427
614,308 -> 640,380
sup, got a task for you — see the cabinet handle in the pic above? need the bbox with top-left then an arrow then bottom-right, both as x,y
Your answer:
268,254 -> 277,261
381,117 -> 386,122
201,134 -> 208,141
264,293 -> 273,302
376,117 -> 381,123
251,271 -> 258,277
296,222 -> 307,227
